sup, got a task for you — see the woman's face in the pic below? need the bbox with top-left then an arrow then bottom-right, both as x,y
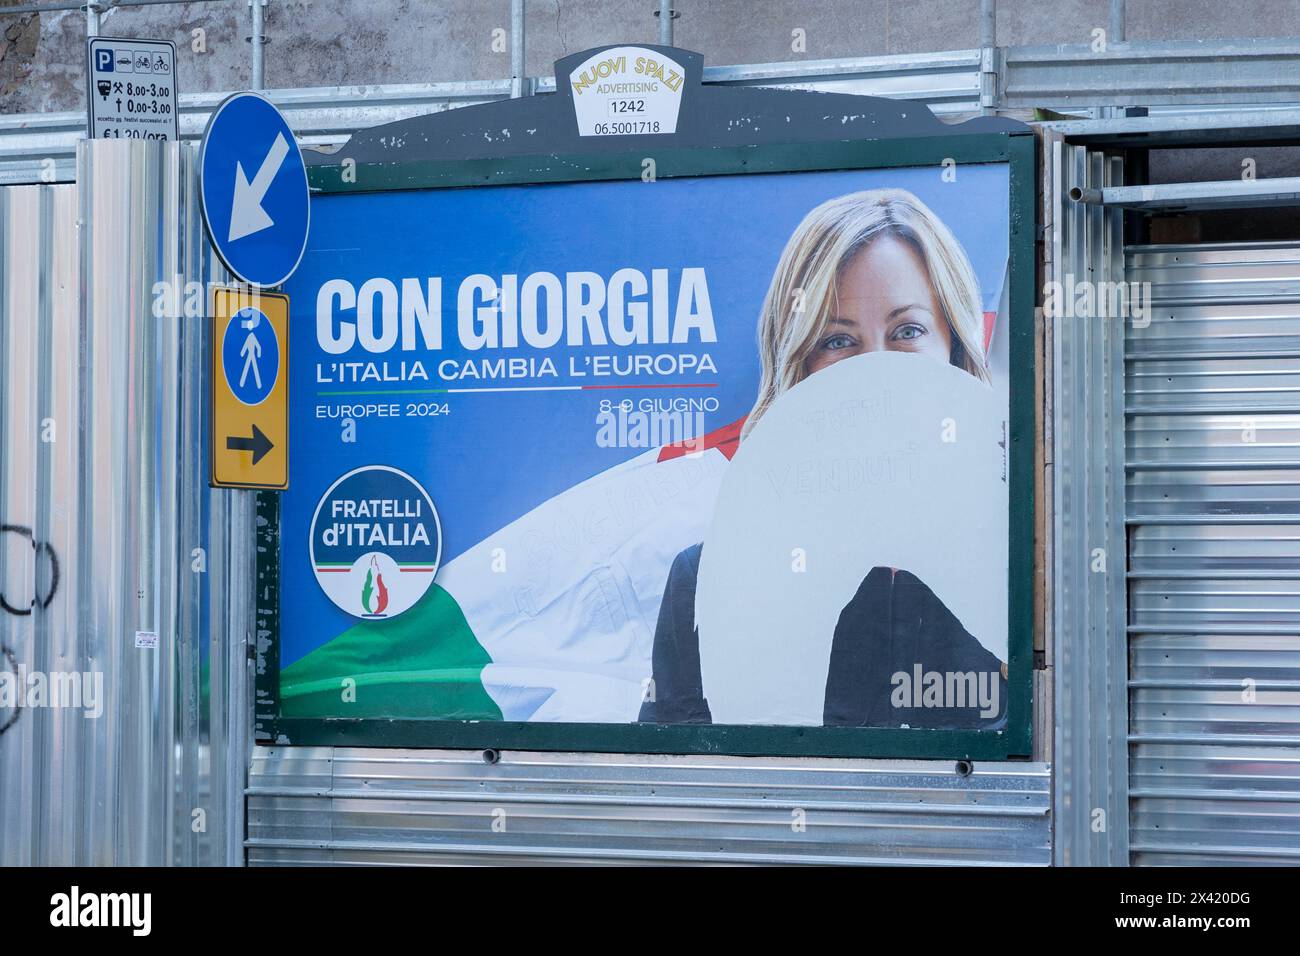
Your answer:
804,235 -> 953,377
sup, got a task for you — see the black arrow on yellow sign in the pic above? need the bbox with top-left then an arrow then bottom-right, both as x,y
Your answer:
226,424 -> 274,465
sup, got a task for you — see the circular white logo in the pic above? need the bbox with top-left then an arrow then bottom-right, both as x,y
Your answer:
308,465 -> 442,620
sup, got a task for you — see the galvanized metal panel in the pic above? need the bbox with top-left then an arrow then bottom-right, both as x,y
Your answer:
1044,106 -> 1300,152
246,747 -> 1051,866
1002,38 -> 1300,109
0,141 -> 251,865
1049,138 -> 1131,866
693,50 -> 982,113
1127,242 -> 1300,865
0,183 -> 65,863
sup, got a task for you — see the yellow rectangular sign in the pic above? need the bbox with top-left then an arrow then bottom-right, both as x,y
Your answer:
210,286 -> 289,489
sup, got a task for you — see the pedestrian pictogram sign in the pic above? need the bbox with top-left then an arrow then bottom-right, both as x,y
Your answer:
211,286 -> 288,489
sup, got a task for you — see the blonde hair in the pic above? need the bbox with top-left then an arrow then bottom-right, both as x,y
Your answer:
742,188 -> 989,440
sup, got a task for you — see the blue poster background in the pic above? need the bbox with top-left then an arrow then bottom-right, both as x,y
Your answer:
281,164 -> 1010,667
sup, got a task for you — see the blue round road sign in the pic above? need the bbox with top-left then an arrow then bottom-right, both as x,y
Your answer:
200,92 -> 309,288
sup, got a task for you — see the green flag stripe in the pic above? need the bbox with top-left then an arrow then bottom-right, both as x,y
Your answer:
280,583 -> 502,720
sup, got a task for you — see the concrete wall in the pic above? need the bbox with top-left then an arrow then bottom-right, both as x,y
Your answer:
4,0 -> 1300,114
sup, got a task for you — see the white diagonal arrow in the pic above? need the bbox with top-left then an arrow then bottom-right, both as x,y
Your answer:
228,132 -> 290,243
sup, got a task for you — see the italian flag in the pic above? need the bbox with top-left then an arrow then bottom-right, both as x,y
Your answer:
280,421 -> 742,722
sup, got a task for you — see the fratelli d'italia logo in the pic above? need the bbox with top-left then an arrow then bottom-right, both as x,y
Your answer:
309,465 -> 442,620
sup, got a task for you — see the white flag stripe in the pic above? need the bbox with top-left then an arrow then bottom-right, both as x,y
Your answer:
435,446 -> 729,721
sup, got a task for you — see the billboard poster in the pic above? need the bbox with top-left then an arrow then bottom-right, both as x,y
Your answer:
279,161 -> 1015,734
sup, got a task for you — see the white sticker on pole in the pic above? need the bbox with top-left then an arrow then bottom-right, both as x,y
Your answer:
569,46 -> 684,137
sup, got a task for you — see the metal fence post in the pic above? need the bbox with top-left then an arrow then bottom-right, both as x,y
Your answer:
510,0 -> 526,98
1110,0 -> 1126,44
657,0 -> 675,47
979,0 -> 997,115
249,0 -> 267,92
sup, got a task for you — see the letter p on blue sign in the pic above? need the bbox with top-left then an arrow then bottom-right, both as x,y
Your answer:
95,49 -> 114,72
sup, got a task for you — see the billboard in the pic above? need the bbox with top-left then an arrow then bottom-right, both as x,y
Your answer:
273,157 -> 1027,750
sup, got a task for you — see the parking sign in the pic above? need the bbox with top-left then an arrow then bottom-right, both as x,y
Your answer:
85,36 -> 178,141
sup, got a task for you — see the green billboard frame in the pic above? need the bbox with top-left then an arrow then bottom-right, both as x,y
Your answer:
256,129 -> 1038,760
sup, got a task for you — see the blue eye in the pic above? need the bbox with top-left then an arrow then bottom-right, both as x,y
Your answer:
822,333 -> 856,350
891,323 -> 927,341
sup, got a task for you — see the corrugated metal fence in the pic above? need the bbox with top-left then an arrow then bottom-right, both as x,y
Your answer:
0,140 -> 252,866
246,747 -> 1051,866
1126,242 -> 1300,864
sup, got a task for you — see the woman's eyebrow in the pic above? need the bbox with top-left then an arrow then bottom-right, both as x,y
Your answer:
887,304 -> 932,319
828,316 -> 855,327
